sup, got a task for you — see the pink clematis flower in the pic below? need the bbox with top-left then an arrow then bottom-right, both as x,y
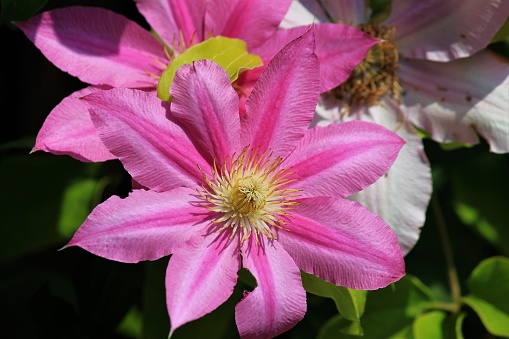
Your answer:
17,0 -> 378,162
66,31 -> 405,338
282,0 -> 509,254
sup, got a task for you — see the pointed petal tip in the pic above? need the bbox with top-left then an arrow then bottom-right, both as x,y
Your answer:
58,243 -> 72,252
31,140 -> 47,154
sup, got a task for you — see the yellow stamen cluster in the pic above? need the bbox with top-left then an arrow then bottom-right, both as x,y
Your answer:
198,147 -> 300,243
331,23 -> 402,111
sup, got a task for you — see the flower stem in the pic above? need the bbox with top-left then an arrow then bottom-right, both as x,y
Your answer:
431,193 -> 461,312
426,301 -> 460,313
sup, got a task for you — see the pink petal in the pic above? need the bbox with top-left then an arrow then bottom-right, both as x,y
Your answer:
386,0 -> 509,61
83,88 -> 210,191
400,51 -> 509,153
136,0 -> 207,46
279,196 -> 405,289
170,60 -> 241,164
16,7 -> 167,88
33,86 -> 115,162
166,232 -> 240,334
241,28 -> 319,158
285,120 -> 405,198
254,23 -> 378,93
348,113 -> 431,256
66,187 -> 205,263
313,23 -> 378,92
318,100 -> 432,255
236,238 -> 306,338
205,0 -> 292,49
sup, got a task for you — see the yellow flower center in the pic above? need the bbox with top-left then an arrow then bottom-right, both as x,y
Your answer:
198,147 -> 300,243
331,23 -> 402,110
231,176 -> 268,215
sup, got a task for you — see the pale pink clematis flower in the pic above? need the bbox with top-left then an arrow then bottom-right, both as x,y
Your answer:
17,0 -> 377,162
282,0 -> 509,254
66,31 -> 405,338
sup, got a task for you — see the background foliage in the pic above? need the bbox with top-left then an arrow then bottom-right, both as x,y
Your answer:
2,0 -> 509,338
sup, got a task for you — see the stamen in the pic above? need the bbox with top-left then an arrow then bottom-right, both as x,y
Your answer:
330,23 -> 402,111
198,147 -> 299,244
144,29 -> 198,83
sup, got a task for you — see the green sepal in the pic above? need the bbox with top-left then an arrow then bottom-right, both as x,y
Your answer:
157,36 -> 262,102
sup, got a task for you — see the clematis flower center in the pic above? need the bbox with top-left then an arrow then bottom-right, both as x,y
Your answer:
331,23 -> 402,110
198,147 -> 300,243
231,176 -> 268,215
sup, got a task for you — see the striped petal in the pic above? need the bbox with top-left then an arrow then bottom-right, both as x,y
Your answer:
279,196 -> 405,289
33,86 -> 114,162
285,120 -> 404,198
17,7 -> 166,88
236,238 -> 306,339
83,88 -> 210,191
167,231 -> 240,334
170,60 -> 241,164
136,0 -> 207,47
66,188 -> 205,263
241,28 -> 319,158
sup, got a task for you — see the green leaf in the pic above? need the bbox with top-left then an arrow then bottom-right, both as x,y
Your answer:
301,272 -> 367,323
462,296 -> 509,337
317,315 -> 364,338
331,275 -> 436,339
157,36 -> 262,101
413,311 -> 466,339
461,256 -> 509,337
413,311 -> 447,339
348,309 -> 414,339
58,177 -> 108,238
366,275 -> 434,316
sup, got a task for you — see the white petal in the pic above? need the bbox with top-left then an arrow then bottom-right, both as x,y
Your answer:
400,51 -> 509,153
314,96 -> 432,254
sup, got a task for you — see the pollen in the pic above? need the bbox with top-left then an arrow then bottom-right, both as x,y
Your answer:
198,147 -> 300,244
331,23 -> 402,111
